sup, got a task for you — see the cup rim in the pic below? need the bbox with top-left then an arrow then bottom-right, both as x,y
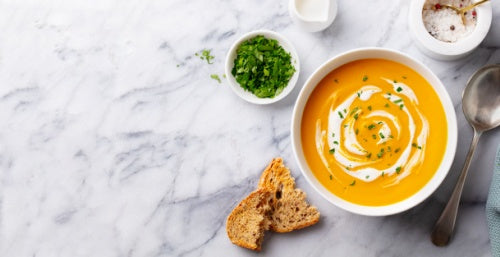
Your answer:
291,47 -> 458,216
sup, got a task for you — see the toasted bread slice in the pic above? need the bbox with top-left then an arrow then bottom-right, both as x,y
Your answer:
226,189 -> 271,251
258,158 -> 320,233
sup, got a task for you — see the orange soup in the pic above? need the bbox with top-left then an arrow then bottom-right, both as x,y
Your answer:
301,59 -> 447,206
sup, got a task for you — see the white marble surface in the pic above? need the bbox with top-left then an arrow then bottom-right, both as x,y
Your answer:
0,0 -> 499,256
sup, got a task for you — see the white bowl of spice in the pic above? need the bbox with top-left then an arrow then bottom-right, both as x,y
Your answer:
225,30 -> 300,104
409,0 -> 492,60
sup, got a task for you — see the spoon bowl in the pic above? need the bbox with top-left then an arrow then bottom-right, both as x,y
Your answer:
462,64 -> 500,131
431,64 -> 500,246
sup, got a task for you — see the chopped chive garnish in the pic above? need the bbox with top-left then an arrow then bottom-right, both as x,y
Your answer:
344,124 -> 348,128
399,104 -> 404,110
396,86 -> 403,92
334,141 -> 339,145
332,133 -> 335,137
345,167 -> 350,170
330,174 -> 333,180
379,133 -> 385,139
393,80 -> 398,83
393,99 -> 403,104
365,175 -> 370,179
368,124 -> 376,130
355,129 -> 359,135
372,134 -> 377,139
418,146 -> 422,149
381,172 -> 385,177
384,103 -> 390,108
350,180 -> 356,186
387,146 -> 392,152
344,108 -> 347,113
354,113 -> 359,120
378,121 -> 383,125
368,105 -> 372,111
329,148 -> 335,154
395,148 -> 400,153
366,153 -> 372,158
396,166 -> 401,174
377,152 -> 384,158
350,107 -> 359,116
338,111 -> 344,119
362,75 -> 368,82
357,91 -> 361,97
389,135 -> 394,139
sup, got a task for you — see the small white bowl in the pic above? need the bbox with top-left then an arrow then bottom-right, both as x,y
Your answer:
289,0 -> 338,32
409,0 -> 492,61
291,48 -> 458,216
225,30 -> 300,104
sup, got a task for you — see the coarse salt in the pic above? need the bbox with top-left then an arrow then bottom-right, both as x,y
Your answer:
422,0 -> 477,43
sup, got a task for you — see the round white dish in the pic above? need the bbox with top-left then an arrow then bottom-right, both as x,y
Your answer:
225,30 -> 300,105
291,47 -> 458,216
289,0 -> 338,32
409,0 -> 492,61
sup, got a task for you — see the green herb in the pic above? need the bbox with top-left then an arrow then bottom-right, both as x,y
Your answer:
223,74 -> 227,78
372,134 -> 377,139
389,135 -> 394,139
198,49 -> 215,64
344,124 -> 348,128
210,74 -> 222,83
355,129 -> 359,135
395,148 -> 400,153
400,104 -> 404,110
366,153 -> 372,158
350,107 -> 359,116
378,121 -> 383,124
393,80 -> 398,83
362,75 -> 368,82
365,175 -> 370,179
396,86 -> 403,92
379,132 -> 385,139
350,180 -> 356,186
329,148 -> 335,154
368,105 -> 372,111
396,166 -> 401,174
338,111 -> 344,119
176,64 -> 180,67
330,174 -> 333,180
377,148 -> 385,158
368,124 -> 376,130
354,113 -> 359,120
402,76 -> 407,79
357,91 -> 361,97
418,146 -> 422,149
344,108 -> 347,113
334,141 -> 339,145
231,35 -> 296,98
387,146 -> 392,152
412,143 -> 422,149
393,99 -> 403,104
332,133 -> 335,137
384,103 -> 390,108
381,172 -> 385,177
345,167 -> 350,170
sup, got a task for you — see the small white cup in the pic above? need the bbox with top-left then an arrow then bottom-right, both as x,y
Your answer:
409,0 -> 492,61
289,0 -> 338,32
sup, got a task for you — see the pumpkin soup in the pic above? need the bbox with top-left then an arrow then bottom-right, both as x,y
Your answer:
301,59 -> 447,206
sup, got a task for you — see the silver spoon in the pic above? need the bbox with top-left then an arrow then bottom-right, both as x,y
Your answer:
431,64 -> 500,246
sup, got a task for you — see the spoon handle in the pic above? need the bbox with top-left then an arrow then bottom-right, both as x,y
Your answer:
431,128 -> 482,246
461,0 -> 489,13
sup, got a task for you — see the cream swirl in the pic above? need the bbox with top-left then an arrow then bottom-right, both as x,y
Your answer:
316,79 -> 429,184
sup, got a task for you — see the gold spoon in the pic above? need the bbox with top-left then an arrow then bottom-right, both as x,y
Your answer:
438,0 -> 489,24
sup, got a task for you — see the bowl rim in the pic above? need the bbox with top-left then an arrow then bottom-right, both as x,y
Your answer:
409,0 -> 492,58
291,47 -> 458,216
224,29 -> 300,105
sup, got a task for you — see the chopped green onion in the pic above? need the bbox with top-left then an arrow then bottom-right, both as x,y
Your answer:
350,180 -> 356,186
396,86 -> 403,92
379,132 -> 385,139
329,148 -> 335,154
362,75 -> 368,82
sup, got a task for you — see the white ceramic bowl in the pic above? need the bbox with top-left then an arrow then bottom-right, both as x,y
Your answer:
225,30 -> 300,104
409,0 -> 492,61
291,47 -> 458,216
